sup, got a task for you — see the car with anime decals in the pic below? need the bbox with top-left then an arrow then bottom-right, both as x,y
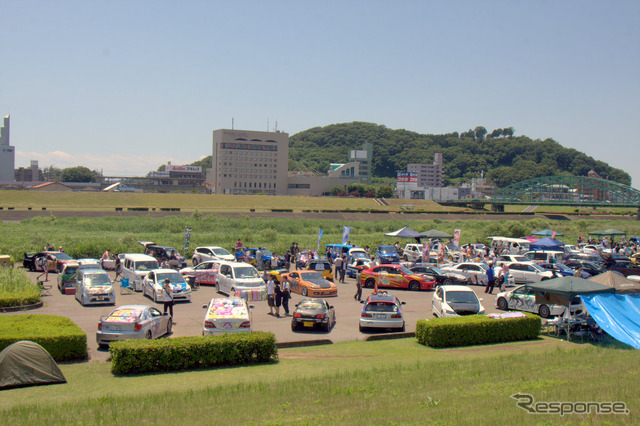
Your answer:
75,268 -> 115,306
142,269 -> 192,303
495,285 -> 568,318
359,292 -> 406,332
234,247 -> 273,269
179,260 -> 220,286
359,264 -> 436,291
96,305 -> 172,347
202,297 -> 253,335
192,246 -> 235,265
281,270 -> 338,297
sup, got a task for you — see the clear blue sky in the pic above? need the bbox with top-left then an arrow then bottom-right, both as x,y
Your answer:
2,1 -> 639,186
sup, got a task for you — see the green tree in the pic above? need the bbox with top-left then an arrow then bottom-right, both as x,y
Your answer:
61,166 -> 98,183
376,185 -> 394,198
474,126 -> 487,142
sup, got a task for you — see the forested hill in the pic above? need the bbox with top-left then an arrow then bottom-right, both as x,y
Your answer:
288,122 -> 631,188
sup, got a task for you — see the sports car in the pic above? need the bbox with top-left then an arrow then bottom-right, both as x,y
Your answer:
408,264 -> 467,286
180,260 -> 220,286
305,259 -> 334,281
96,305 -> 172,347
202,297 -> 253,335
359,264 -> 436,291
281,270 -> 338,297
359,292 -> 406,332
142,269 -> 192,303
291,298 -> 336,332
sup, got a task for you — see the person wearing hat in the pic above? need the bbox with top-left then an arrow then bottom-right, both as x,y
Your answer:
162,278 -> 174,319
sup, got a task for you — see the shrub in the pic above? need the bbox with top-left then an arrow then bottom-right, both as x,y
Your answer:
415,313 -> 541,348
0,268 -> 40,307
110,332 -> 278,375
0,315 -> 87,361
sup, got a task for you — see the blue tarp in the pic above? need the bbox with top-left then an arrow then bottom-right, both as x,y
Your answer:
581,293 -> 640,349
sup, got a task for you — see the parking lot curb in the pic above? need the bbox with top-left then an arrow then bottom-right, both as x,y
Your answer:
276,339 -> 333,349
364,332 -> 415,341
0,301 -> 44,313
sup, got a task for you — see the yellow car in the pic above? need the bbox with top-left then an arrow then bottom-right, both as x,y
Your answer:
630,253 -> 640,265
305,259 -> 334,281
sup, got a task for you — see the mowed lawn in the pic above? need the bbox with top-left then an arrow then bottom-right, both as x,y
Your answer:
1,337 -> 638,424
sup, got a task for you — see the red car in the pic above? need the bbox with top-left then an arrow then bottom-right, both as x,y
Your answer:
359,264 -> 436,291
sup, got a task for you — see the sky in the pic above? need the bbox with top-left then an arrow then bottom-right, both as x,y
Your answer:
1,1 -> 639,186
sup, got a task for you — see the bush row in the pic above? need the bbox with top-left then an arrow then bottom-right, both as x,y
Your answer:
0,315 -> 87,361
110,332 -> 278,375
415,313 -> 541,348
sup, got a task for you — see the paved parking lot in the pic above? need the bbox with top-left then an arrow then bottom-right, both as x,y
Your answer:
16,268 -> 502,361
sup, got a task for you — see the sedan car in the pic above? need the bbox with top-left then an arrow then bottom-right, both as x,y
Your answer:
440,262 -> 490,285
495,285 -> 568,318
75,268 -> 115,306
504,262 -> 554,284
142,269 -> 192,303
360,265 -> 436,291
282,270 -> 338,297
431,285 -> 485,317
539,262 -> 590,278
202,297 -> 253,335
96,305 -> 172,347
375,245 -> 400,264
408,264 -> 467,286
291,298 -> 336,332
359,292 -> 406,332
180,260 -> 220,286
192,246 -> 235,265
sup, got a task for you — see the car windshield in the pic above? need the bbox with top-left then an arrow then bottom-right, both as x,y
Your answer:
351,251 -> 367,259
212,248 -> 231,256
135,261 -> 159,271
234,267 -> 261,279
365,302 -> 399,313
83,273 -> 111,286
445,291 -> 478,304
261,249 -> 273,257
156,272 -> 186,284
301,272 -> 325,281
51,252 -> 73,261
298,300 -> 324,310
379,246 -> 396,254
512,256 -> 529,262
531,264 -> 546,272
311,262 -> 331,271
429,266 -> 444,274
555,264 -> 571,272
397,266 -> 414,275
478,264 -> 489,271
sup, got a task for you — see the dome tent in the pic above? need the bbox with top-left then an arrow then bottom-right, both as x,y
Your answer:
0,341 -> 66,390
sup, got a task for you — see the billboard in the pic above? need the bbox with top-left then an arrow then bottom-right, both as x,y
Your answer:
166,165 -> 202,173
396,171 -> 417,183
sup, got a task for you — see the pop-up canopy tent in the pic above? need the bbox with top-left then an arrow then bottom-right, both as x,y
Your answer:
385,227 -> 428,242
532,229 -> 564,238
588,271 -> 640,294
529,237 -> 565,251
0,341 -> 66,390
588,229 -> 627,239
421,229 -> 454,240
526,276 -> 614,307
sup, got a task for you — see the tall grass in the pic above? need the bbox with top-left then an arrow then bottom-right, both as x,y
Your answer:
0,268 -> 40,307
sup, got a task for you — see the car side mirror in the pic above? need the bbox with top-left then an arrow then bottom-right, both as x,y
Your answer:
249,305 -> 254,309
329,306 -> 334,309
401,301 -> 406,305
360,300 -> 365,304
202,304 -> 207,309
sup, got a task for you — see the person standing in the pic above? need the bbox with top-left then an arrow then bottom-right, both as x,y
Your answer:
256,248 -> 263,271
354,276 -> 362,301
281,276 -> 291,315
340,254 -> 347,283
36,255 -> 50,282
333,255 -> 343,282
114,253 -> 123,281
162,279 -> 175,319
484,263 -> 496,294
499,263 -> 509,292
284,250 -> 291,271
101,249 -> 112,269
235,238 -> 243,252
274,280 -> 283,317
266,275 -> 275,315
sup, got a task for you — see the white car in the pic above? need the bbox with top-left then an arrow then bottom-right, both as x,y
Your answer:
142,269 -> 192,303
495,285 -> 568,318
504,262 -> 554,284
359,292 -> 406,332
179,260 -> 220,286
192,246 -> 235,265
431,285 -> 485,317
202,297 -> 253,335
216,261 -> 267,300
441,262 -> 490,285
402,244 -> 424,262
495,255 -> 532,266
75,268 -> 115,306
97,305 -> 172,347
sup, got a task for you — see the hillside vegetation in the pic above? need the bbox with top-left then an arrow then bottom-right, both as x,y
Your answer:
288,122 -> 631,187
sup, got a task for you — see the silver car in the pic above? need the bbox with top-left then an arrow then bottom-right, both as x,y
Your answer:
359,292 -> 406,332
75,269 -> 115,306
96,305 -> 172,347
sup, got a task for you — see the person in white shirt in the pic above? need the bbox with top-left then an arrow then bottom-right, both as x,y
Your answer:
266,276 -> 276,315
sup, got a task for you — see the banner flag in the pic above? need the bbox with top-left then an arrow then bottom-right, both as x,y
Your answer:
453,229 -> 461,247
317,228 -> 324,252
342,226 -> 352,245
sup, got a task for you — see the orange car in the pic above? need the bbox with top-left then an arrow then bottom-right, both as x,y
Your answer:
359,264 -> 436,291
281,270 -> 338,297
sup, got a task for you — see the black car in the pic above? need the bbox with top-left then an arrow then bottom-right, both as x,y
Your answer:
603,259 -> 640,277
23,251 -> 74,272
408,264 -> 466,286
564,260 -> 604,277
140,241 -> 187,269
291,298 -> 336,332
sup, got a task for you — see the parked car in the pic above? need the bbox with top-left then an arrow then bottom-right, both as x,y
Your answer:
291,298 -> 336,332
202,297 -> 253,335
281,270 -> 338,297
216,261 -> 267,300
440,262 -> 490,285
431,285 -> 485,317
192,246 -> 235,265
359,292 -> 406,332
408,264 -> 467,286
346,248 -> 372,278
402,243 -> 424,262
142,269 -> 192,303
564,260 -> 604,277
101,253 -> 126,270
96,305 -> 172,347
360,264 -> 436,291
140,241 -> 187,269
603,259 -> 640,277
57,262 -> 79,294
234,247 -> 273,269
523,250 -> 566,264
539,262 -> 590,278
23,251 -> 75,272
495,285 -> 578,318
503,262 -> 554,284
375,245 -> 400,264
122,254 -> 160,292
495,255 -> 532,266
305,258 -> 334,281
180,260 -> 220,286
75,268 -> 115,306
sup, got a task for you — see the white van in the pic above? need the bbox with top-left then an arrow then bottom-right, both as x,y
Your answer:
488,237 -> 530,254
523,250 -> 566,264
216,261 -> 266,299
122,254 -> 160,292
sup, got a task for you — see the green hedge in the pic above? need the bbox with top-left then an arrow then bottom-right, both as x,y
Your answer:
0,315 -> 87,361
415,313 -> 541,348
110,332 -> 278,375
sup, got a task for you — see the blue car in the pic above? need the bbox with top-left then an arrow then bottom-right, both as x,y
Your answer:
375,245 -> 400,264
539,263 -> 590,279
234,248 -> 273,268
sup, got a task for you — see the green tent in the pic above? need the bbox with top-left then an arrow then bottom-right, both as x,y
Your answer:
526,276 -> 615,307
421,229 -> 453,239
0,341 -> 66,390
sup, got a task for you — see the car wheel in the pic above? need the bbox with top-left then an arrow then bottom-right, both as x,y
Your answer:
399,322 -> 406,332
539,304 -> 551,319
291,323 -> 298,332
443,278 -> 452,285
215,282 -> 220,293
302,287 -> 308,297
365,279 -> 375,289
145,330 -> 153,340
497,297 -> 509,311
166,321 -> 172,336
409,281 -> 420,291
323,322 -> 330,332
359,324 -> 366,332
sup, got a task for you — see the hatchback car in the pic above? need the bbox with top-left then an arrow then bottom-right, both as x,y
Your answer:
142,269 -> 192,303
140,241 -> 187,269
359,292 -> 406,332
291,298 -> 336,332
57,262 -> 79,295
431,285 -> 485,317
96,305 -> 172,347
75,269 -> 115,306
375,245 -> 400,264
192,246 -> 235,265
202,297 -> 253,335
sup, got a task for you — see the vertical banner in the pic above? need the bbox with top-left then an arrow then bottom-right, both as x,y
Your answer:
317,228 -> 323,252
552,231 -> 556,239
453,229 -> 461,247
184,226 -> 192,253
342,226 -> 352,245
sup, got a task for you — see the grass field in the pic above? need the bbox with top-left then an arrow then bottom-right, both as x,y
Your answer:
0,268 -> 40,307
0,337 -> 637,424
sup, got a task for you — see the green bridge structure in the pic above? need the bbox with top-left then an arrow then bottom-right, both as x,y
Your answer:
441,175 -> 640,218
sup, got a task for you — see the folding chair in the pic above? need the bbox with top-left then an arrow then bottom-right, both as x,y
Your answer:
38,280 -> 52,296
120,278 -> 133,295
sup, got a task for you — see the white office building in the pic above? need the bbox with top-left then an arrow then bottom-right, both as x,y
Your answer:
0,115 -> 15,182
